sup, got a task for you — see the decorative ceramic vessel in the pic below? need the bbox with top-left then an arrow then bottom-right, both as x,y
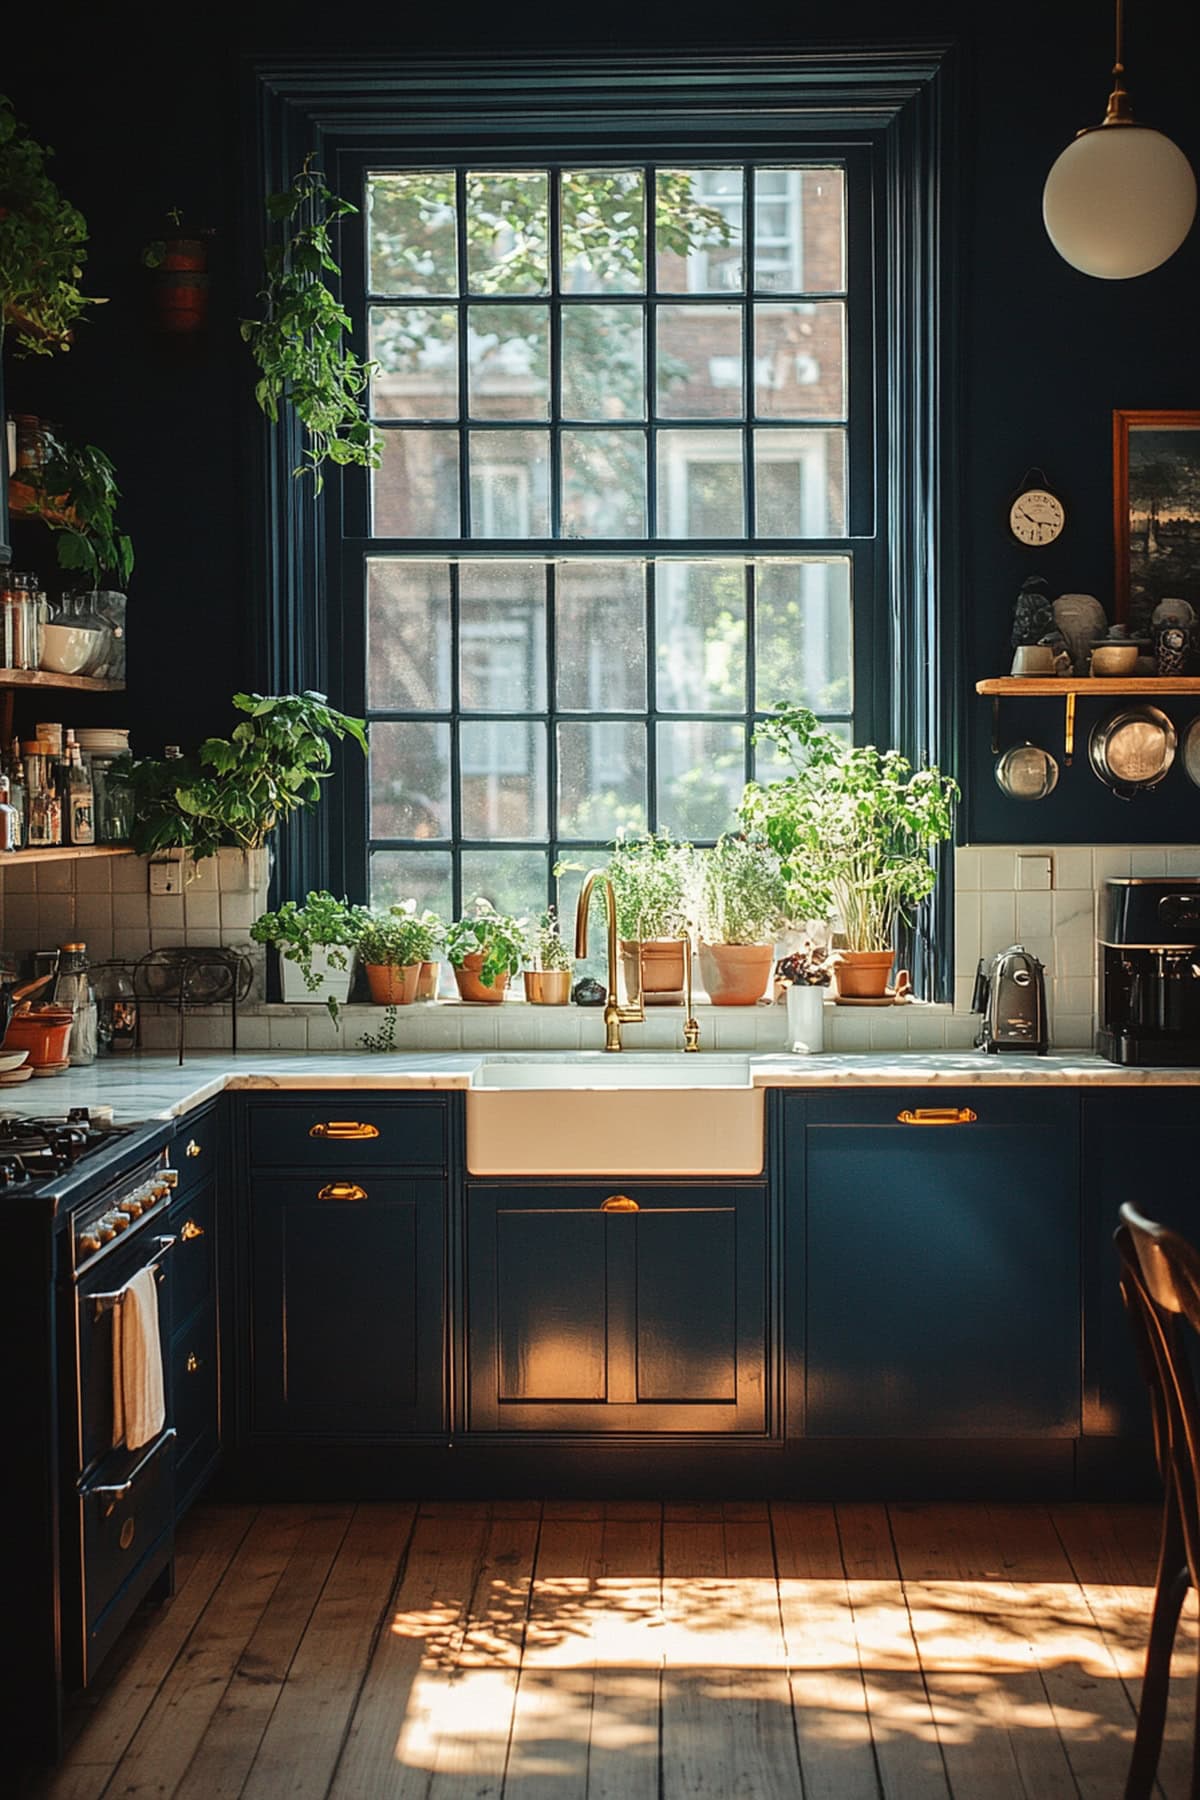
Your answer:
1091,642 -> 1139,676
698,942 -> 774,1006
1051,593 -> 1107,675
619,938 -> 686,1005
523,969 -> 571,1005
365,962 -> 421,1005
453,953 -> 509,1004
786,983 -> 826,1053
835,950 -> 895,999
279,946 -> 354,1009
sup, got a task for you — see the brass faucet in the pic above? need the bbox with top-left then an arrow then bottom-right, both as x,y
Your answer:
574,870 -> 701,1053
575,870 -> 644,1051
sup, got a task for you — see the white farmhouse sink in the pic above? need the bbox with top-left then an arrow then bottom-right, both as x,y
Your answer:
466,1054 -> 764,1176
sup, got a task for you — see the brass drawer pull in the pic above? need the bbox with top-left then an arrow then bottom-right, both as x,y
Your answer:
186,1352 -> 200,1374
897,1107 -> 978,1126
318,1182 -> 368,1203
601,1194 -> 639,1213
180,1219 -> 205,1242
309,1121 -> 380,1141
185,1139 -> 202,1158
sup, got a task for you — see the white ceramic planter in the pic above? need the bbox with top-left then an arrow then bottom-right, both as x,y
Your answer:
215,846 -> 272,898
786,983 -> 826,1054
279,946 -> 354,1009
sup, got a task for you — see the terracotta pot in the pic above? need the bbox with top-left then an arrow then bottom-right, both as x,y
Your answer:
153,270 -> 210,333
365,962 -> 421,1005
416,961 -> 440,1001
453,953 -> 509,1004
3,1007 -> 74,1066
161,238 -> 207,272
835,950 -> 895,999
699,941 -> 774,1006
619,938 -> 686,1005
523,969 -> 571,1005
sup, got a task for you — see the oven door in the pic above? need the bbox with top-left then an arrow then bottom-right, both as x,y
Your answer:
75,1227 -> 175,1479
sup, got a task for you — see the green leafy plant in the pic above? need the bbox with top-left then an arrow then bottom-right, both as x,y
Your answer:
740,705 -> 959,952
0,94 -> 101,354
351,901 -> 439,969
525,907 -> 572,973
776,940 -> 838,988
358,1006 -> 398,1053
241,159 -> 381,488
250,891 -> 358,1019
28,428 -> 134,587
117,690 -> 368,859
697,832 -> 787,946
445,898 -> 527,990
604,830 -> 693,942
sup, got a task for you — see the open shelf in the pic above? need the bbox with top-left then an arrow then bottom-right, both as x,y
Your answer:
0,668 -> 125,694
976,677 -> 1200,697
3,845 -> 134,865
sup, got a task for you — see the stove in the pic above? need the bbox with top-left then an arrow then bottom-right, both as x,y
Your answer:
0,1109 -> 132,1192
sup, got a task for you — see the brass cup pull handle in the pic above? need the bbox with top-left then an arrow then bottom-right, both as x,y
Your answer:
897,1107 -> 978,1126
180,1219 -> 204,1242
185,1139 -> 202,1158
309,1121 -> 380,1141
601,1194 -> 639,1213
318,1181 -> 368,1203
186,1352 -> 200,1374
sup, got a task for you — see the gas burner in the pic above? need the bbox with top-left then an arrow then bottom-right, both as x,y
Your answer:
0,1112 -> 134,1193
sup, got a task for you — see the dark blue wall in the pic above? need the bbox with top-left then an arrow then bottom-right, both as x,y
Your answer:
7,1 -> 1200,843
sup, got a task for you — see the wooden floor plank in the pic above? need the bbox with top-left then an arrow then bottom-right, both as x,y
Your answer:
102,1505 -> 310,1800
890,1502 -> 1080,1799
771,1502 -> 880,1800
660,1514 -> 800,1800
174,1505 -> 355,1800
241,1503 -> 417,1800
585,1516 -> 663,1800
1054,1502 -> 1198,1800
986,1503 -> 1141,1800
504,1514 -> 605,1798
39,1505 -> 258,1798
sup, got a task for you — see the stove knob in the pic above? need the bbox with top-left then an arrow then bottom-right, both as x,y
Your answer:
152,1181 -> 170,1201
97,1220 -> 117,1244
108,1212 -> 131,1234
119,1198 -> 144,1218
77,1233 -> 101,1257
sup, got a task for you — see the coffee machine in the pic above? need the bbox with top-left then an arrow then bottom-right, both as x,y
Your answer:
972,943 -> 1048,1053
1097,878 -> 1200,1065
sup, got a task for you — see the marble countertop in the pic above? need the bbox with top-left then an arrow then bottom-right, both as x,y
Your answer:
0,1048 -> 1195,1124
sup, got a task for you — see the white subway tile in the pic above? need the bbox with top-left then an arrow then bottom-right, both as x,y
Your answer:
111,855 -> 151,893
35,859 -> 76,895
1053,848 -> 1093,890
219,893 -> 257,931
183,890 -> 221,930
1130,848 -> 1167,876
980,890 -> 1016,952
1167,847 -> 1200,874
954,847 -> 981,891
979,848 -> 1015,891
828,1010 -> 871,1051
149,894 -> 185,933
139,1014 -> 178,1051
2,862 -> 36,894
943,1015 -> 978,1049
955,975 -> 977,1014
111,891 -> 150,930
954,892 -> 982,979
268,1015 -> 308,1050
150,928 -> 187,949
4,894 -> 40,935
37,897 -> 77,941
234,1016 -> 271,1050
304,1010 -> 347,1052
1093,848 -> 1132,884
114,927 -> 152,961
868,1007 -> 911,1049
73,857 -> 114,894
1055,975 -> 1095,1015
1016,891 -> 1053,941
905,1008 -> 948,1049
185,927 -> 223,946
186,1014 -> 233,1050
74,896 -> 113,936
1052,1014 -> 1094,1049
184,856 -> 218,893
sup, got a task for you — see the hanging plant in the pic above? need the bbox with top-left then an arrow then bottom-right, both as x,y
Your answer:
241,158 -> 381,489
0,93 -> 103,354
26,427 -> 134,588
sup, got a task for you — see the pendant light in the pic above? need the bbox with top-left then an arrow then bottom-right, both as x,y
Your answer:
1042,0 -> 1196,279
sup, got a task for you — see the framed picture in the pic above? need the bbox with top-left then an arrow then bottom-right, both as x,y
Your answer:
1113,409 -> 1200,630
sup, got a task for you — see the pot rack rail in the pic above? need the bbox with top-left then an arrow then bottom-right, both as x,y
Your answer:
976,676 -> 1200,762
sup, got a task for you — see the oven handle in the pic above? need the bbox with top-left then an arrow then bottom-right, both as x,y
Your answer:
91,1235 -> 178,1318
84,1429 -> 177,1500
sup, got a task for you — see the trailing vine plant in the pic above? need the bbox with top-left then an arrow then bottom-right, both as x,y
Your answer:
358,1006 -> 398,1053
0,93 -> 101,355
241,158 -> 381,488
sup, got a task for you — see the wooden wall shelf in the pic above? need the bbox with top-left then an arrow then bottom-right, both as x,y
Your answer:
0,669 -> 125,695
977,677 -> 1200,697
2,845 -> 134,866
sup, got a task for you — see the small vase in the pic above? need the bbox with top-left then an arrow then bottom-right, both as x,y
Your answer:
523,969 -> 571,1005
454,953 -> 509,1004
786,983 -> 826,1053
698,942 -> 774,1006
416,961 -> 440,1001
365,962 -> 421,1005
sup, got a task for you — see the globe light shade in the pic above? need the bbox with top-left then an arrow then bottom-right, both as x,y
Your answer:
1043,124 -> 1197,279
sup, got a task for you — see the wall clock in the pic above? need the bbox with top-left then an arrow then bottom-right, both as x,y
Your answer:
1008,470 -> 1066,547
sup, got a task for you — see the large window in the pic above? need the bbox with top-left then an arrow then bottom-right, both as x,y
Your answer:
357,161 -> 866,919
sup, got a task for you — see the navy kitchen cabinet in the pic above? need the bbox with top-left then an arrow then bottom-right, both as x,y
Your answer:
466,1182 -> 769,1433
1082,1089 -> 1199,1442
798,1090 -> 1081,1438
242,1097 -> 449,1441
168,1104 -> 224,1515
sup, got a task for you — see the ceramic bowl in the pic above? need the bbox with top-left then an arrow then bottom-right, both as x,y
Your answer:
40,622 -> 100,675
0,1050 -> 29,1074
1091,642 -> 1139,676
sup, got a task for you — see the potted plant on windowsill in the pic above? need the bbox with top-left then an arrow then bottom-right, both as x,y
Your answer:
250,891 -> 358,1019
353,902 -> 440,1005
604,829 -> 693,1005
696,832 -> 787,1006
776,938 -> 838,1053
523,907 -> 573,1005
741,705 -> 958,1000
446,899 -> 526,1004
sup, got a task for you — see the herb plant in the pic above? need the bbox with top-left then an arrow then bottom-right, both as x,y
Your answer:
604,830 -> 693,942
525,907 -> 572,972
119,691 -> 368,859
241,159 -> 381,488
250,891 -> 358,1019
30,428 -> 134,587
352,901 -> 439,969
697,832 -> 787,946
776,940 -> 838,988
445,899 -> 527,990
0,94 -> 100,354
740,705 -> 959,952
358,1006 -> 398,1053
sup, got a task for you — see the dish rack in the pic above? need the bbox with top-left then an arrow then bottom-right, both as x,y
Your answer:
132,947 -> 255,1064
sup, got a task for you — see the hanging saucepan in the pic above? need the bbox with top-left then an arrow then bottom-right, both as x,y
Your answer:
1182,716 -> 1200,789
994,741 -> 1059,801
1088,705 -> 1177,800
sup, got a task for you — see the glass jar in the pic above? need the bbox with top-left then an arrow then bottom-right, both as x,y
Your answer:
101,775 -> 135,843
56,593 -> 111,676
52,942 -> 97,1067
92,964 -> 138,1054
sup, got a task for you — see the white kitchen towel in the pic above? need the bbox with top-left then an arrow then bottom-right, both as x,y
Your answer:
111,1267 -> 166,1452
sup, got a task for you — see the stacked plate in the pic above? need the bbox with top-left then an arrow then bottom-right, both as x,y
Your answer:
76,728 -> 130,758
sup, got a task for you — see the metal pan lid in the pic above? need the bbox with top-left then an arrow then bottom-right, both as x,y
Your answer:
1089,705 -> 1176,792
